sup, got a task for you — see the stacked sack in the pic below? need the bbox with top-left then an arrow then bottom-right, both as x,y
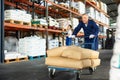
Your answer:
5,9 -> 32,23
46,46 -> 100,69
18,36 -> 46,57
4,36 -> 27,60
109,4 -> 120,80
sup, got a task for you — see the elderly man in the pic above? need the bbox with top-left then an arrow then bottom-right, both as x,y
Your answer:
72,14 -> 99,50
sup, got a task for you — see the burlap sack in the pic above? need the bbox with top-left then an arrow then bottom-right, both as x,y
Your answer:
61,46 -> 99,60
82,59 -> 92,68
45,57 -> 83,69
47,46 -> 67,57
45,57 -> 93,69
61,47 -> 82,60
91,59 -> 101,67
80,48 -> 99,59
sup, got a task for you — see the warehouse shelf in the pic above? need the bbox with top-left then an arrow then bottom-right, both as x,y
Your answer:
4,22 -> 46,31
13,0 -> 68,18
5,0 -> 109,27
4,22 -> 62,33
5,0 -> 44,15
14,0 -> 46,10
47,29 -> 62,33
46,0 -> 82,17
5,0 -> 63,33
2,0 -> 109,63
45,0 -> 109,27
86,0 -> 109,18
94,19 -> 109,27
14,0 -> 70,18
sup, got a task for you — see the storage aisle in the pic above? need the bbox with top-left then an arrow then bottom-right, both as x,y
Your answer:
0,50 -> 112,80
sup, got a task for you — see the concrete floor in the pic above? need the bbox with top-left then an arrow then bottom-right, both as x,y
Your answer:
0,50 -> 113,80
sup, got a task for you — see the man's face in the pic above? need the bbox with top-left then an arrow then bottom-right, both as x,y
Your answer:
82,15 -> 89,24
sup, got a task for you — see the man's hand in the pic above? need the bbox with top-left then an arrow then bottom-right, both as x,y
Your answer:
89,34 -> 95,38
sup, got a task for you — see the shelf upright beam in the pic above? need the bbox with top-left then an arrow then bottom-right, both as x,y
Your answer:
16,31 -> 21,39
84,0 -> 86,13
16,1 -> 19,9
15,1 -> 21,40
45,0 -> 49,50
69,0 -> 73,27
27,3 -> 31,14
0,0 -> 4,63
32,1 -> 35,19
44,0 -> 46,16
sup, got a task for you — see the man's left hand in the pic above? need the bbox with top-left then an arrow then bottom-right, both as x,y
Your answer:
89,34 -> 95,38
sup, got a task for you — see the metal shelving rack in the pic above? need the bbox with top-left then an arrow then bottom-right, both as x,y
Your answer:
0,0 -> 110,63
4,0 -> 62,33
45,0 -> 110,41
3,0 -> 63,63
45,0 -> 110,48
0,0 -> 4,63
45,0 -> 109,27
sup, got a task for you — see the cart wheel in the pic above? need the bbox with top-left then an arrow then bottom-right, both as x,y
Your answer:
75,72 -> 80,80
89,67 -> 93,75
49,69 -> 55,79
93,67 -> 96,72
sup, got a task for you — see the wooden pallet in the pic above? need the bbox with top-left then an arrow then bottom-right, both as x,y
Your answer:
48,26 -> 53,29
23,22 -> 31,26
49,5 -> 56,9
43,25 -> 48,29
4,57 -> 28,63
49,5 -> 69,13
62,28 -> 67,31
5,20 -> 31,26
74,0 -> 84,2
48,26 -> 56,29
28,55 -> 46,60
55,27 -> 61,30
32,24 -> 43,28
32,24 -> 48,28
71,7 -> 78,12
59,4 -> 69,9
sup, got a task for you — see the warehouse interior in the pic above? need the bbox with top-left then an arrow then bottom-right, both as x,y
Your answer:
0,0 -> 119,80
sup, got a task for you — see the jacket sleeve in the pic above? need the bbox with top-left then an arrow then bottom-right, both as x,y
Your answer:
92,21 -> 99,36
72,22 -> 82,35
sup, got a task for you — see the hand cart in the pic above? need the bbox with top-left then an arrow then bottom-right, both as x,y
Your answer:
47,36 -> 98,80
74,36 -> 98,51
48,66 -> 95,80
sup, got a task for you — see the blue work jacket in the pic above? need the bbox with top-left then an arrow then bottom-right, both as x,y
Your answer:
73,20 -> 99,50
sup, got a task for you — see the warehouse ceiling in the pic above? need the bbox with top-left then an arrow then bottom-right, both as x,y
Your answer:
100,0 -> 118,23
